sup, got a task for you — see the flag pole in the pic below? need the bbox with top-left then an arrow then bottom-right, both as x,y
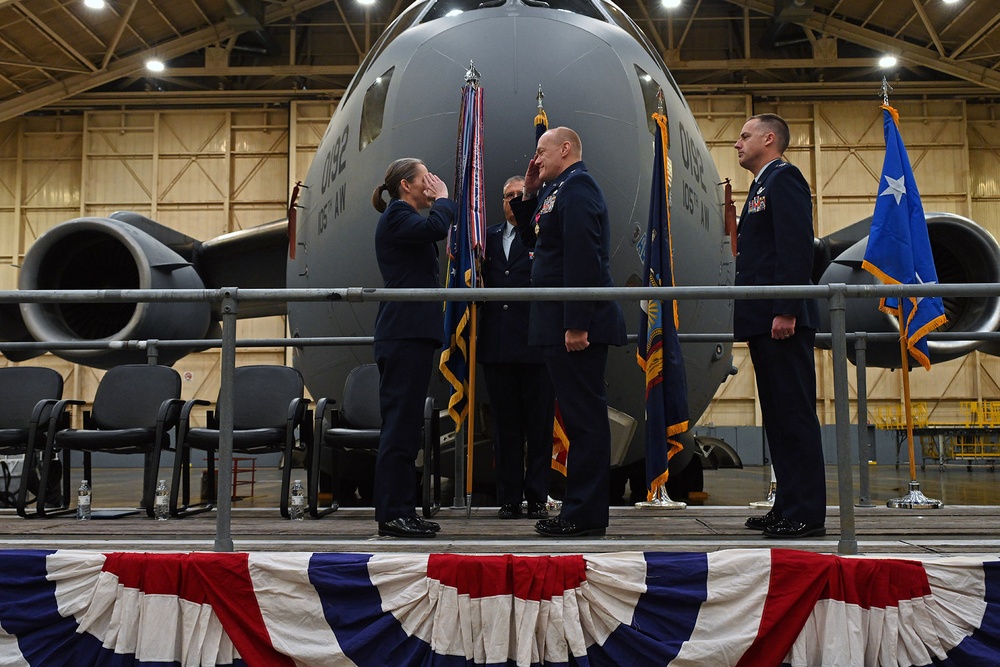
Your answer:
886,320 -> 942,509
466,302 -> 477,517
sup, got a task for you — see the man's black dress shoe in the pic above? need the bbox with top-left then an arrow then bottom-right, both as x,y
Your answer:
745,509 -> 781,531
762,518 -> 825,539
413,516 -> 440,532
378,516 -> 436,538
498,503 -> 522,519
525,502 -> 548,519
535,516 -> 605,537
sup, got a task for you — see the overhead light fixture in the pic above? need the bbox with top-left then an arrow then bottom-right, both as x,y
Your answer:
84,0 -> 105,8
878,54 -> 898,68
942,0 -> 960,4
662,0 -> 681,7
357,0 -> 376,5
146,57 -> 165,73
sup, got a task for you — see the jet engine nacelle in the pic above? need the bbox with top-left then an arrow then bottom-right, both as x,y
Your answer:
18,214 -> 213,368
816,212 -> 1000,368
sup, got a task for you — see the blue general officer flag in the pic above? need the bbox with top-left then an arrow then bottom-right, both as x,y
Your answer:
861,105 -> 947,370
636,111 -> 690,499
440,81 -> 486,430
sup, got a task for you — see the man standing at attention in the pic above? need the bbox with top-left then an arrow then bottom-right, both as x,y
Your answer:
510,126 -> 626,538
734,113 -> 826,539
479,175 -> 554,521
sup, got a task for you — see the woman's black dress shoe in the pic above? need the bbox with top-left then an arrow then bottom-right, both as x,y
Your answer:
378,516 -> 436,538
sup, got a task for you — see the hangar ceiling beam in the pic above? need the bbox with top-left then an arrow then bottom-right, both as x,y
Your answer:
722,0 -> 1000,94
101,0 -> 141,71
950,10 -> 1000,61
667,57 -> 878,71
908,0 -> 945,58
0,0 -> 331,123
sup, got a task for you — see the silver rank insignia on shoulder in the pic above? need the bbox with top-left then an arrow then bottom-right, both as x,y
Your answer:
540,193 -> 556,214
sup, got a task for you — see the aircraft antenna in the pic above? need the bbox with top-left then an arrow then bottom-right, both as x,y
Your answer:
879,76 -> 893,107
465,60 -> 481,87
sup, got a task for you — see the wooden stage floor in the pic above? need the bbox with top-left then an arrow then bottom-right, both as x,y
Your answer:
2,464 -> 998,558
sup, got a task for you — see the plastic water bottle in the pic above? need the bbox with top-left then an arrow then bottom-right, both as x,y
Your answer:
77,479 -> 91,520
289,479 -> 305,520
154,479 -> 169,521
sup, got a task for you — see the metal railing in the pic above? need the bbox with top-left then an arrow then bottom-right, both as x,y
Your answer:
4,281 -> 1000,555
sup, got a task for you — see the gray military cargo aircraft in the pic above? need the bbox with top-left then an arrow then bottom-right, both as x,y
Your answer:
7,0 -> 1000,481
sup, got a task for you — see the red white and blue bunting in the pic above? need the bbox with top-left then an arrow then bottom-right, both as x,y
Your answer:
0,549 -> 997,666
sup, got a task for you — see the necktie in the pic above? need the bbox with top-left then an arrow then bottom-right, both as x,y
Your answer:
503,225 -> 514,260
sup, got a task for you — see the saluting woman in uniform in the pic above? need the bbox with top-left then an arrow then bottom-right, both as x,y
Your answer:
371,158 -> 456,538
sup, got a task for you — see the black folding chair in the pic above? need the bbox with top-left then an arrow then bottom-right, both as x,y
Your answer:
25,364 -> 182,518
0,367 -> 64,514
170,365 -> 309,518
311,363 -> 440,519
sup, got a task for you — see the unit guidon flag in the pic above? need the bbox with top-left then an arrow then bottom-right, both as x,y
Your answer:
0,549 -> 997,666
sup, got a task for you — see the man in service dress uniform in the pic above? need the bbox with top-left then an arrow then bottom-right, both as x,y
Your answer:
510,127 -> 626,538
734,113 -> 826,539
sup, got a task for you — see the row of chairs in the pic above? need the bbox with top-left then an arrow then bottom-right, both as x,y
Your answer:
0,363 -> 440,520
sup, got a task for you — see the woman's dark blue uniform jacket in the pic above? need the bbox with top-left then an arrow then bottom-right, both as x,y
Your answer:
374,198 -> 457,345
509,161 -> 626,347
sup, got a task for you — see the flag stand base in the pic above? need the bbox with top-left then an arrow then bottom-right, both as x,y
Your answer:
887,480 -> 943,509
635,485 -> 686,510
749,481 -> 776,509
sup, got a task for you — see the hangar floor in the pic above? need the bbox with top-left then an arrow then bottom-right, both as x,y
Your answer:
1,463 -> 998,557
0,465 -> 1000,558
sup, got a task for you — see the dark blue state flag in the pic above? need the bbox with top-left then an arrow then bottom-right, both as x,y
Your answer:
440,82 -> 486,431
861,105 -> 947,370
636,111 -> 690,499
535,106 -> 548,143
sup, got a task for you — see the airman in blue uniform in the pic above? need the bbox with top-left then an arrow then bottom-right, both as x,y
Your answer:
510,127 -> 626,537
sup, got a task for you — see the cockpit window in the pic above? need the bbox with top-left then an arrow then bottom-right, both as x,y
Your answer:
421,0 -> 500,22
522,0 -> 605,21
635,65 -> 662,135
342,1 -> 429,107
421,0 -> 605,23
360,67 -> 394,151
